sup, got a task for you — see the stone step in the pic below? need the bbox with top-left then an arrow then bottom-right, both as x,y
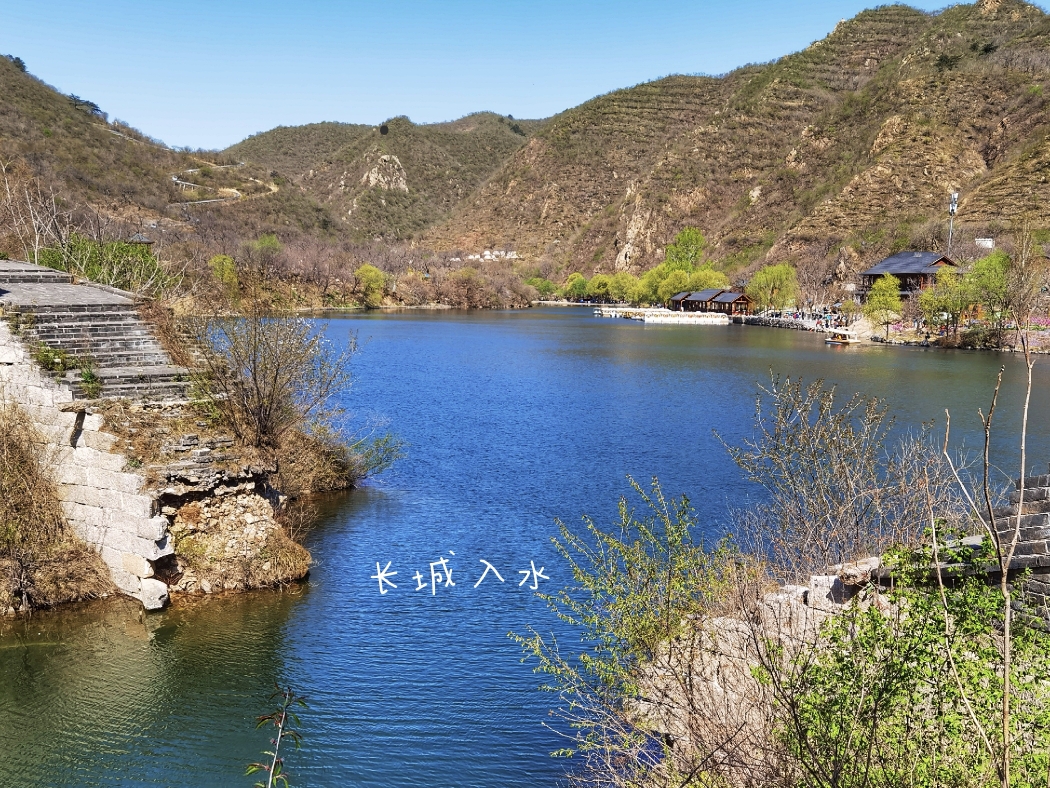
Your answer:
994,500 -> 1050,520
69,380 -> 191,402
1017,472 -> 1050,491
1011,487 -> 1050,505
83,355 -> 175,368
15,309 -> 142,323
27,315 -> 151,327
26,334 -> 167,350
13,317 -> 144,331
29,331 -> 158,343
29,339 -> 162,353
62,363 -> 192,401
0,271 -> 75,284
62,363 -> 189,381
28,340 -> 166,355
4,280 -> 195,403
27,328 -> 161,341
11,302 -> 137,314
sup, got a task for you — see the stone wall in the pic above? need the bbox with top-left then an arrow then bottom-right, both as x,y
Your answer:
996,469 -> 1050,618
0,320 -> 171,609
0,319 -> 307,610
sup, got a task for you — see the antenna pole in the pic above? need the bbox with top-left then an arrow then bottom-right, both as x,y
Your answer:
947,192 -> 958,257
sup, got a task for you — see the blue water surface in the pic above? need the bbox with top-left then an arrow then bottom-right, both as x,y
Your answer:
3,307 -> 1047,788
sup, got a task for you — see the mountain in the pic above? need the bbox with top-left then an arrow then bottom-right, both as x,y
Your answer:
0,55 -> 271,230
3,0 -> 1049,286
424,0 -> 1050,275
225,113 -> 544,242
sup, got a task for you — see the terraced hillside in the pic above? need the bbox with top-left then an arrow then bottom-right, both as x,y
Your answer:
226,113 -> 545,241
426,0 -> 1050,277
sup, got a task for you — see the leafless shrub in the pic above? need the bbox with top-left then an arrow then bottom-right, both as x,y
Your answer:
188,306 -> 356,450
0,158 -> 77,263
721,375 -> 966,584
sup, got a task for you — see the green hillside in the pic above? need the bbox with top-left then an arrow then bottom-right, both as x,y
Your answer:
225,113 -> 545,241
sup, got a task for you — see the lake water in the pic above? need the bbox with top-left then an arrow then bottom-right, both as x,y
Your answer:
3,308 -> 1048,787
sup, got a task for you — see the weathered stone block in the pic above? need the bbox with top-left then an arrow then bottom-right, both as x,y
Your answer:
1007,554 -> 1050,570
55,464 -> 89,486
121,552 -> 154,579
109,566 -> 142,596
136,515 -> 169,541
20,404 -> 76,428
837,556 -> 881,586
0,344 -> 25,363
808,575 -> 855,612
84,467 -> 143,495
79,429 -> 117,452
1000,513 -> 1049,532
71,446 -> 126,472
1019,474 -> 1050,491
1010,487 -> 1050,504
61,501 -> 105,528
1013,541 -> 1047,557
137,579 -> 169,611
1017,526 -> 1050,544
118,492 -> 154,518
100,529 -> 172,561
56,483 -> 105,508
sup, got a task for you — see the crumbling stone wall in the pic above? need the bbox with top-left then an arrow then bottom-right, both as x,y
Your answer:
0,319 -> 308,611
1,319 -> 172,609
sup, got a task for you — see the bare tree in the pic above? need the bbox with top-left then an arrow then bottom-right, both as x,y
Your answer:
0,158 -> 76,263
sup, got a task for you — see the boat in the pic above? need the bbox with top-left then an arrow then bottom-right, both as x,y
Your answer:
824,327 -> 861,345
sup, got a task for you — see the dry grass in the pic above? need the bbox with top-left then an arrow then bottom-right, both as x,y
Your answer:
0,397 -> 111,611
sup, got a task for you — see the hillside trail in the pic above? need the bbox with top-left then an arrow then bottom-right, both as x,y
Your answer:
90,123 -> 277,208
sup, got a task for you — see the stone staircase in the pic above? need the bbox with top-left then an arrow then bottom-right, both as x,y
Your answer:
981,467 -> 1050,621
0,260 -> 190,401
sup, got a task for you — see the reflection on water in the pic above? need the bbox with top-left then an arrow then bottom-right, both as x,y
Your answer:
2,589 -> 308,786
3,309 -> 1048,787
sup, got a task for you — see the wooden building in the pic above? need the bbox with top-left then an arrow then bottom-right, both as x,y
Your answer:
670,289 -> 752,314
859,251 -> 956,297
710,291 -> 753,315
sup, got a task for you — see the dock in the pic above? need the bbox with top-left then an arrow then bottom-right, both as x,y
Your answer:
593,306 -> 730,325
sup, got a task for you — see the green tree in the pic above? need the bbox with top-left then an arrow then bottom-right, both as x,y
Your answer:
586,273 -> 613,302
746,263 -> 797,312
514,479 -> 746,788
864,273 -> 903,339
663,227 -> 707,271
38,233 -> 174,295
771,541 -> 1050,788
241,233 -> 285,282
968,251 -> 1011,346
208,254 -> 239,303
634,268 -> 662,305
525,276 -> 557,298
609,272 -> 638,303
918,267 -> 969,338
564,272 -> 589,301
354,264 -> 386,308
686,267 -> 729,292
657,270 -> 690,304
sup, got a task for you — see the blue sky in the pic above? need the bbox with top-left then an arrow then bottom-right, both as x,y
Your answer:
1,0 -> 979,150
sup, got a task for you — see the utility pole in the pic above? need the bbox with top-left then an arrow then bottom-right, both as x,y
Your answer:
947,191 -> 959,257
